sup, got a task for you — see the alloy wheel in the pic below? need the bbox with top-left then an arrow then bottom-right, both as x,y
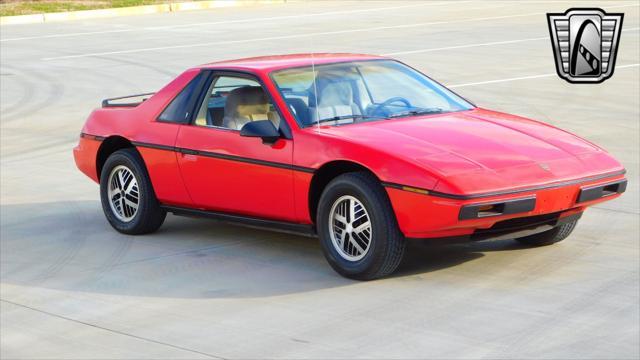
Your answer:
328,195 -> 373,261
107,165 -> 140,222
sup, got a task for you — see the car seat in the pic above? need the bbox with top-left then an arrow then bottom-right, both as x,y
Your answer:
308,71 -> 362,123
222,86 -> 270,130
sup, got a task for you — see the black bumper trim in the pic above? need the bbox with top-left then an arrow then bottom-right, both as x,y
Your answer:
471,212 -> 581,242
459,196 -> 536,220
577,179 -> 627,203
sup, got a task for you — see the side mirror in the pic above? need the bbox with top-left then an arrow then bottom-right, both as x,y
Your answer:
240,120 -> 280,145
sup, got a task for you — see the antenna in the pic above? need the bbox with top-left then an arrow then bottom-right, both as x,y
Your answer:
310,52 -> 320,130
307,0 -> 320,130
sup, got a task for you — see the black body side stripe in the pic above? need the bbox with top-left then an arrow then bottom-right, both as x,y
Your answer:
130,141 -> 175,152
82,133 -> 625,199
132,140 -> 315,173
193,149 -> 315,173
80,134 -> 314,174
380,182 -> 404,191
80,133 -> 106,141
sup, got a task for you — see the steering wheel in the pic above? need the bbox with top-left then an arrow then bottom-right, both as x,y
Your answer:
370,97 -> 413,117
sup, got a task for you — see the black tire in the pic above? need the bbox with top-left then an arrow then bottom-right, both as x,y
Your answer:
515,219 -> 578,246
100,148 -> 166,235
317,172 -> 405,280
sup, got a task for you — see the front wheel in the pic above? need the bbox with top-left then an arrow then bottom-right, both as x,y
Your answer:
100,148 -> 166,235
317,172 -> 405,280
515,219 -> 578,246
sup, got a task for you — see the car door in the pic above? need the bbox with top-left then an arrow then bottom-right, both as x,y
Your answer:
175,71 -> 297,222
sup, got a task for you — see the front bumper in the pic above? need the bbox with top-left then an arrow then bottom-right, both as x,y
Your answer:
385,174 -> 626,240
407,211 -> 583,243
458,178 -> 627,220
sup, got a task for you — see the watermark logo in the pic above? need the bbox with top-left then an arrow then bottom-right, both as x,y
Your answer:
547,8 -> 623,83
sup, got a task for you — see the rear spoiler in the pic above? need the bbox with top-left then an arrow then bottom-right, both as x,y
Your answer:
102,92 -> 155,108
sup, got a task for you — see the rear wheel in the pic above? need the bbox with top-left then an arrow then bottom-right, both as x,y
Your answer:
100,148 -> 166,234
317,172 -> 405,280
515,219 -> 578,246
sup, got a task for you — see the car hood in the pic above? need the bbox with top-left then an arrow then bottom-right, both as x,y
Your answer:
317,108 -> 624,195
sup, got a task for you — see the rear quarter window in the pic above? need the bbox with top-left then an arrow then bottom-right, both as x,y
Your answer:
158,72 -> 208,124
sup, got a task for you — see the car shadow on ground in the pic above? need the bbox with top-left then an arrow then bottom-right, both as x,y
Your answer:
1,201 -> 532,299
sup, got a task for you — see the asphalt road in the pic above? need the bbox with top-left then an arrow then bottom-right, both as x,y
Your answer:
1,1 -> 639,359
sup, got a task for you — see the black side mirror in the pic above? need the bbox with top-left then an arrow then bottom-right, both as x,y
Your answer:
240,120 -> 280,144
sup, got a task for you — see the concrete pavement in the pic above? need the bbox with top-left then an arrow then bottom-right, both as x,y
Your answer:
1,1 -> 639,358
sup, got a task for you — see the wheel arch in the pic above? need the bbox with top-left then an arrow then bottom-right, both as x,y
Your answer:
96,136 -> 137,179
308,160 -> 382,224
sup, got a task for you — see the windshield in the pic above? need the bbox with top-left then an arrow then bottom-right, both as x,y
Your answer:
270,60 -> 474,127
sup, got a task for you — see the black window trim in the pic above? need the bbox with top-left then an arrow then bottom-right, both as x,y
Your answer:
156,70 -> 211,125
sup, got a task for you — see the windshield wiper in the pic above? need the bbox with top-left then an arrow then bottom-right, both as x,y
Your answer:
389,108 -> 444,118
309,114 -> 385,126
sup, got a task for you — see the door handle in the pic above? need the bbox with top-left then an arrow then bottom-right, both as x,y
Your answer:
178,148 -> 199,156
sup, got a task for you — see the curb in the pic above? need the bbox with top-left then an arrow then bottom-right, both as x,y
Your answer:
0,0 -> 285,25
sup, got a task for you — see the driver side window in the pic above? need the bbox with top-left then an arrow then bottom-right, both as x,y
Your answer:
193,75 -> 281,131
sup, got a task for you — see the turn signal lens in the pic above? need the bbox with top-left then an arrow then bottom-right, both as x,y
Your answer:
401,186 -> 429,195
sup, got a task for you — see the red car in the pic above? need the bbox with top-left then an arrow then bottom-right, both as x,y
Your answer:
74,53 -> 627,280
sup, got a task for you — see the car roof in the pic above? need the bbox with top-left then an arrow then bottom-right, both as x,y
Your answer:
198,53 -> 387,73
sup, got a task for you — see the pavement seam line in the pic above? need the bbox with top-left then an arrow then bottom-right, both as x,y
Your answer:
384,27 -> 639,56
449,63 -> 639,88
41,11 -> 548,60
0,299 -> 226,360
0,0 -> 285,25
1,0 -> 470,41
39,3 -> 639,61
